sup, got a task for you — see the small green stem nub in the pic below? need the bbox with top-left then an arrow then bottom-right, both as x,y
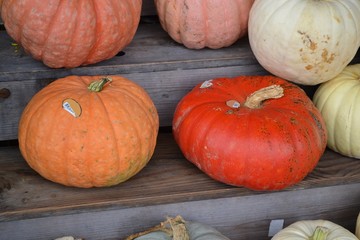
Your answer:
88,77 -> 112,92
310,226 -> 330,240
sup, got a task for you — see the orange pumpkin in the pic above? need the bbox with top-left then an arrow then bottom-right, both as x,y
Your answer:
154,0 -> 254,49
18,76 -> 159,188
1,0 -> 142,68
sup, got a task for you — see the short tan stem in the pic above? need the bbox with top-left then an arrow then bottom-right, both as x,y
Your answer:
244,85 -> 284,109
124,216 -> 189,240
124,224 -> 172,240
88,77 -> 112,92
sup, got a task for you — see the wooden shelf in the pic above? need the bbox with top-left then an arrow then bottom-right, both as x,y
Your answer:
0,17 -> 268,141
1,133 -> 360,239
1,12 -> 360,240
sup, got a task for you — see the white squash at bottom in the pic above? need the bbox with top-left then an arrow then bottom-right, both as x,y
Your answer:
313,64 -> 360,158
271,220 -> 358,240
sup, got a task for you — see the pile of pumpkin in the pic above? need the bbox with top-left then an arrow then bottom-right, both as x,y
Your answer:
1,0 -> 360,239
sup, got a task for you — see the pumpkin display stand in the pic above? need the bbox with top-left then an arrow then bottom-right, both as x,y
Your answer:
1,3 -> 360,240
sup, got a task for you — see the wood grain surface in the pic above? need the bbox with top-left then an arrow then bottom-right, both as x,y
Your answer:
1,133 -> 360,239
0,17 -> 269,140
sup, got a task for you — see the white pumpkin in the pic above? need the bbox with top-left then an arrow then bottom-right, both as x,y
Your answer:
271,220 -> 358,240
248,0 -> 360,85
313,64 -> 360,158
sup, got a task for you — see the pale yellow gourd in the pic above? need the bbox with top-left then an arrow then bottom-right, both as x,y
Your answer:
271,220 -> 358,240
248,0 -> 360,85
313,64 -> 360,158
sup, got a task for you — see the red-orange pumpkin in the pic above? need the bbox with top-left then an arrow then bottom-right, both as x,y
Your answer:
1,0 -> 142,68
18,76 -> 159,188
154,0 -> 254,49
173,76 -> 327,190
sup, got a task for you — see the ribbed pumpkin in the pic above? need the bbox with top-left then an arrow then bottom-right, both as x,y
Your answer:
154,0 -> 254,49
1,0 -> 142,68
248,0 -> 360,85
18,75 -> 159,188
313,64 -> 360,159
173,76 -> 327,191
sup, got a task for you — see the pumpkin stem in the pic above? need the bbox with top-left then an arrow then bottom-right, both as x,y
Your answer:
244,85 -> 284,109
124,216 -> 190,240
88,77 -> 112,92
310,226 -> 330,240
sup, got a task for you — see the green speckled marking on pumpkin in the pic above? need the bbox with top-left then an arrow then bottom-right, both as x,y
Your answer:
105,155 -> 149,186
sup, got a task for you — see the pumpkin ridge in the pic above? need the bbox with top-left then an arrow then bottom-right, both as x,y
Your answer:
349,86 -> 360,156
76,0 -> 98,65
19,85 -> 68,161
49,93 -> 81,186
336,1 -> 360,39
84,0 -> 141,65
175,101 -> 237,173
330,81 -> 355,152
2,0 -> 33,51
105,0 -> 125,54
173,101 -> 223,133
266,108 -> 313,186
94,0 -> 127,62
40,0 -> 69,65
89,90 -> 123,186
107,85 -> 159,132
13,0 -> 34,48
55,89 -> 94,186
21,89 -> 75,185
98,88 -> 155,183
82,0 -> 105,64
88,76 -> 158,184
338,85 -> 360,156
63,0 -> 92,68
121,0 -> 142,48
179,0 -> 191,46
221,2 -> 230,45
201,1 -> 208,47
197,78 -> 248,103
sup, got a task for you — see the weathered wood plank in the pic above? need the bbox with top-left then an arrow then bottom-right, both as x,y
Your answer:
0,20 -> 261,82
0,19 -> 270,140
0,133 -> 360,239
0,65 -> 268,140
1,133 -> 360,221
0,184 -> 359,240
1,19 -> 359,140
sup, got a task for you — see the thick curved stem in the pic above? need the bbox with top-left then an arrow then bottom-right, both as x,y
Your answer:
244,85 -> 284,109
